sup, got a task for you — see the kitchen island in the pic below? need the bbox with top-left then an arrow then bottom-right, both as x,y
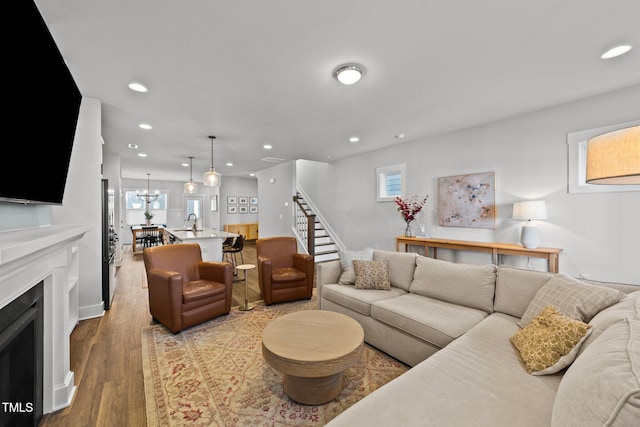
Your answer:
164,227 -> 237,262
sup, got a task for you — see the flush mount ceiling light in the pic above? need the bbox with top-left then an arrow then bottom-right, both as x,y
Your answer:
184,156 -> 198,193
601,45 -> 632,59
334,63 -> 365,85
203,135 -> 221,187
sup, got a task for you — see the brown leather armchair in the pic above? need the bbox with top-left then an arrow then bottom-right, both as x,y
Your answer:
143,243 -> 233,333
256,237 -> 314,305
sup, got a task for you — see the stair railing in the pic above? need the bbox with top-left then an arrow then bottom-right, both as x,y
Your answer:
293,195 -> 316,255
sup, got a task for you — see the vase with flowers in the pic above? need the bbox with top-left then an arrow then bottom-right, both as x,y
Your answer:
393,195 -> 429,237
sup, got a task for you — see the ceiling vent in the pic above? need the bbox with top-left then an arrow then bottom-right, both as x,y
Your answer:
261,157 -> 287,163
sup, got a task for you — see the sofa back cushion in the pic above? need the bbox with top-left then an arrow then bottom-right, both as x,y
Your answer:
410,256 -> 496,312
372,250 -> 417,291
551,316 -> 640,426
580,290 -> 639,356
494,266 -> 554,318
518,274 -> 626,328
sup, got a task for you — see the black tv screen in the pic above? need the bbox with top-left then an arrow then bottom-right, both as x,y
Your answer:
0,0 -> 82,205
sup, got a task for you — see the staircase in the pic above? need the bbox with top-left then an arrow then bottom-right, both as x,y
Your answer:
293,193 -> 340,263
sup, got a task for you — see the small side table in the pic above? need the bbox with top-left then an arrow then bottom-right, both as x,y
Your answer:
236,264 -> 255,311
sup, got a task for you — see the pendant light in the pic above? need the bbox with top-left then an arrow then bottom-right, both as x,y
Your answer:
184,156 -> 197,193
203,135 -> 221,187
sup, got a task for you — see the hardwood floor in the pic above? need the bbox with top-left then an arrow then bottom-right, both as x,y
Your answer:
39,241 -> 260,427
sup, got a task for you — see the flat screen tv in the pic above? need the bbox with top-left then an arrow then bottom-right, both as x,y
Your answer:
0,0 -> 82,205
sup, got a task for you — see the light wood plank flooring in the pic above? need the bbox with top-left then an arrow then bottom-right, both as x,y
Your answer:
39,242 -> 260,427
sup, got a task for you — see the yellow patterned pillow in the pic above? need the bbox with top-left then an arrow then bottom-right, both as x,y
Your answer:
353,260 -> 391,290
511,305 -> 592,375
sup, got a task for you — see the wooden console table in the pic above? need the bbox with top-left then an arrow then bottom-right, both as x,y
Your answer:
396,237 -> 562,273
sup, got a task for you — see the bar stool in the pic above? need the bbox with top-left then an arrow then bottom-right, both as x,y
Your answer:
223,235 -> 245,274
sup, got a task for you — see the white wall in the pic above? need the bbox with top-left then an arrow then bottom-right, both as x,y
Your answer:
300,85 -> 640,284
52,97 -> 104,318
255,161 -> 297,238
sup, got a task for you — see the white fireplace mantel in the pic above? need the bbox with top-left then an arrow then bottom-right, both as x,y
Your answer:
0,224 -> 91,414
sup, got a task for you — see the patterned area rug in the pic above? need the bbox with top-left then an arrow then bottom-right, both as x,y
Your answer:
141,295 -> 409,426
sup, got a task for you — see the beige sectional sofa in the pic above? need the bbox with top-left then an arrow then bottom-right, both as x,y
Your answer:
316,249 -> 640,427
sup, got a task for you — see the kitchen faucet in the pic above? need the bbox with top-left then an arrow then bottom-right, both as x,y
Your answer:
187,213 -> 197,232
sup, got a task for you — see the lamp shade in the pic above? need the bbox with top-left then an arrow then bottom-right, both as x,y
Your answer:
512,200 -> 548,221
586,125 -> 640,185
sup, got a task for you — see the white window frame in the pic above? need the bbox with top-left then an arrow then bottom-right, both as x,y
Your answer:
567,119 -> 640,194
376,163 -> 405,202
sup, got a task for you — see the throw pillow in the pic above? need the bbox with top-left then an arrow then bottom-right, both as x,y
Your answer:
338,248 -> 373,285
352,260 -> 391,290
511,305 -> 592,375
517,274 -> 626,328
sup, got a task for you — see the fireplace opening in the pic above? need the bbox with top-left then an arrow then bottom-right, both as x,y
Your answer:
0,281 -> 43,427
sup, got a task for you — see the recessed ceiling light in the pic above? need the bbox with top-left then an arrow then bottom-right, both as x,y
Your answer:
249,173 -> 255,177
601,45 -> 632,59
139,123 -> 152,130
395,133 -> 406,139
138,153 -> 147,157
128,82 -> 148,92
182,163 -> 189,167
349,137 -> 360,143
128,143 -> 138,149
334,64 -> 365,85
263,144 -> 273,150
226,162 -> 233,167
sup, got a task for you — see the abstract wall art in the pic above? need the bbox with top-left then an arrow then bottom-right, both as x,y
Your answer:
437,171 -> 496,229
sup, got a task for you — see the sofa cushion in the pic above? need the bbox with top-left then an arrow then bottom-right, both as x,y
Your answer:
321,283 -> 407,316
353,260 -> 391,290
410,256 -> 496,312
326,313 -> 563,427
551,316 -> 640,427
338,247 -> 373,285
495,266 -> 554,318
371,293 -> 488,349
510,305 -> 591,375
372,250 -> 417,291
580,290 -> 640,356
518,274 -> 626,328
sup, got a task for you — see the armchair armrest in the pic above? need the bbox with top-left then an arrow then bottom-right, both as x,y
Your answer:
197,261 -> 233,285
147,269 -> 184,328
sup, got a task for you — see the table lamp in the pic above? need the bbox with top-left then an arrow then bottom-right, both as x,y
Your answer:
513,200 -> 548,249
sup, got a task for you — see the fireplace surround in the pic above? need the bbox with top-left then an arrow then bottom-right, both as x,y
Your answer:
0,225 -> 90,417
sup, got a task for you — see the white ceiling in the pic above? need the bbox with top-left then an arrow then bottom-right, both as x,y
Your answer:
36,0 -> 640,182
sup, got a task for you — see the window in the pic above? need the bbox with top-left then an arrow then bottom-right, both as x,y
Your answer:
183,195 -> 203,226
376,164 -> 405,202
567,120 -> 640,194
125,190 -> 168,225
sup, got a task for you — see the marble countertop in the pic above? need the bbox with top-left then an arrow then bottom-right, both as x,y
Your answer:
164,227 -> 237,240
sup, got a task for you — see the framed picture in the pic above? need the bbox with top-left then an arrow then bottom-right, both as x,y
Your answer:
210,195 -> 218,211
249,197 -> 258,205
437,171 -> 496,229
227,206 -> 237,214
249,206 -> 258,214
227,196 -> 237,205
239,206 -> 248,214
238,196 -> 248,205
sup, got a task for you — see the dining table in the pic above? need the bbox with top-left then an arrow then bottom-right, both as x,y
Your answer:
130,225 -> 165,253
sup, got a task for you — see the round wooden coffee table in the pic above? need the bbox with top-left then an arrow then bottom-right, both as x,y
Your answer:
262,310 -> 364,405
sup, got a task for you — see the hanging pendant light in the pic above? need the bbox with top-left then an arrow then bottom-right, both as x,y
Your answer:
203,135 -> 222,187
184,156 -> 198,193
